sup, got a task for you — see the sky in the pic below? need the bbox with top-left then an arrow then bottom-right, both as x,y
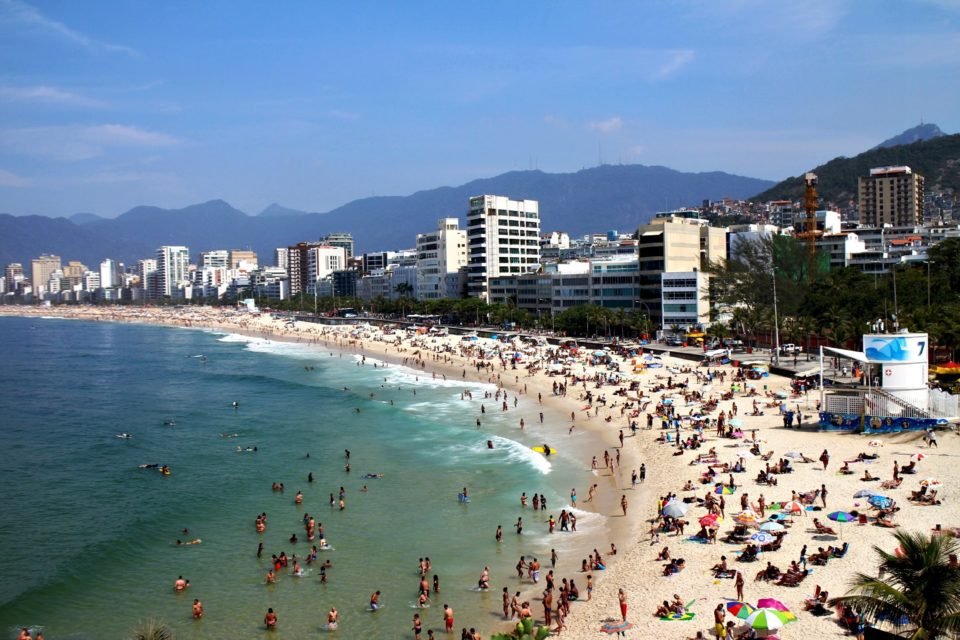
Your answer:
1,0 -> 959,218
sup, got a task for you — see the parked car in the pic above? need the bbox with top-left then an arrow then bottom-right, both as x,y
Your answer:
780,343 -> 803,354
665,336 -> 684,347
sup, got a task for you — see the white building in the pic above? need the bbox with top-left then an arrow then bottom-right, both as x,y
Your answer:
82,271 -> 101,292
153,246 -> 191,299
200,250 -> 229,269
466,195 -> 541,301
275,247 -> 289,270
253,267 -> 290,301
416,218 -> 467,300
307,246 -> 347,295
660,271 -> 711,333
99,259 -> 123,289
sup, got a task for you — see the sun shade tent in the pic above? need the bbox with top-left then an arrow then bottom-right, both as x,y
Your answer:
822,346 -> 871,364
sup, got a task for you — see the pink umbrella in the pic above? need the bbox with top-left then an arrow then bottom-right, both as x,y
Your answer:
756,598 -> 795,619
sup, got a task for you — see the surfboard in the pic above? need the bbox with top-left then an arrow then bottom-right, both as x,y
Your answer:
532,446 -> 557,455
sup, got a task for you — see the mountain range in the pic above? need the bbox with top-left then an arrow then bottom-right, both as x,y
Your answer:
3,123 -> 955,270
0,164 -> 773,268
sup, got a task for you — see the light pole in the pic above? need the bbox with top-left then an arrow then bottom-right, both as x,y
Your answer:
771,264 -> 781,366
926,260 -> 935,308
633,299 -> 652,340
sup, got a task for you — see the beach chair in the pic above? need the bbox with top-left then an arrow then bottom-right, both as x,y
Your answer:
833,542 -> 849,558
737,546 -> 758,562
812,520 -> 837,536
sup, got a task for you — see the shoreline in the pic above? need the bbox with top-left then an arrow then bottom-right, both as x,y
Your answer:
5,306 -> 958,640
1,306 -> 645,636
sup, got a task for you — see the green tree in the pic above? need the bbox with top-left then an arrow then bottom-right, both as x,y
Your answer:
130,618 -> 175,640
829,530 -> 960,640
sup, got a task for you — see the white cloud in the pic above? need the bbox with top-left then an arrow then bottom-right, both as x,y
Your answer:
0,0 -> 138,56
654,50 -> 696,80
0,124 -> 182,161
587,116 -> 624,134
0,85 -> 107,108
0,168 -> 30,187
86,124 -> 180,147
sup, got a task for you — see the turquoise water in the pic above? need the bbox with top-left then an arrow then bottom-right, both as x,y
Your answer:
0,317 -> 608,639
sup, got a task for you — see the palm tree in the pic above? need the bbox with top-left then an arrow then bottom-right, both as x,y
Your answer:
130,618 -> 175,640
828,530 -> 960,640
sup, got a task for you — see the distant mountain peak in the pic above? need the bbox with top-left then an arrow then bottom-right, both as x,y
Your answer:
69,212 -> 104,224
259,203 -> 309,217
872,123 -> 946,150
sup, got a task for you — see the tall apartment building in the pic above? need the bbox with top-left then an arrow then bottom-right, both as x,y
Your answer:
99,258 -> 123,289
320,233 -> 355,259
636,215 -> 726,326
61,261 -> 88,291
31,254 -> 61,296
200,250 -> 229,269
274,248 -> 289,270
153,246 -> 191,299
416,218 -> 467,299
287,243 -> 347,295
137,259 -> 157,292
466,195 -> 541,301
5,263 -> 24,292
308,246 -> 347,294
229,250 -> 258,270
286,242 -> 321,295
858,166 -> 925,227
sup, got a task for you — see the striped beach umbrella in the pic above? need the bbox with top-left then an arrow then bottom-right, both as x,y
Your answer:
715,485 -> 737,495
828,511 -> 855,523
743,607 -> 793,632
726,601 -> 755,620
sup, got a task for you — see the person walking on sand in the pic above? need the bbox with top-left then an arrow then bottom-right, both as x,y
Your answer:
820,449 -> 830,471
735,570 -> 744,601
639,463 -> 646,483
821,484 -> 828,509
618,588 -> 627,621
621,494 -> 628,516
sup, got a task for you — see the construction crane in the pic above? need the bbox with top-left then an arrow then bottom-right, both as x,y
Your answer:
795,171 -> 821,254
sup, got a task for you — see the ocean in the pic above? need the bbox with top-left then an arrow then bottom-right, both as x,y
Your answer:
0,316 -> 610,639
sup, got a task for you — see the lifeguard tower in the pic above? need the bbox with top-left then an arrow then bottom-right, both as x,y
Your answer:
818,331 -> 958,432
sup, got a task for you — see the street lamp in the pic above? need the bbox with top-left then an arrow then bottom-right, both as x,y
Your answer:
926,260 -> 935,308
771,263 -> 781,366
632,299 -> 652,339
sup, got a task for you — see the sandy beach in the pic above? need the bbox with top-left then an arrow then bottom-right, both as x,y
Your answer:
4,304 -> 957,640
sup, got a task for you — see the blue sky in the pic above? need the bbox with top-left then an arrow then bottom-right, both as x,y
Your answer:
1,0 -> 958,217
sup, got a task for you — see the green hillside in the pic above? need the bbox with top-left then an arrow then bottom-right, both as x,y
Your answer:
754,133 -> 960,202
